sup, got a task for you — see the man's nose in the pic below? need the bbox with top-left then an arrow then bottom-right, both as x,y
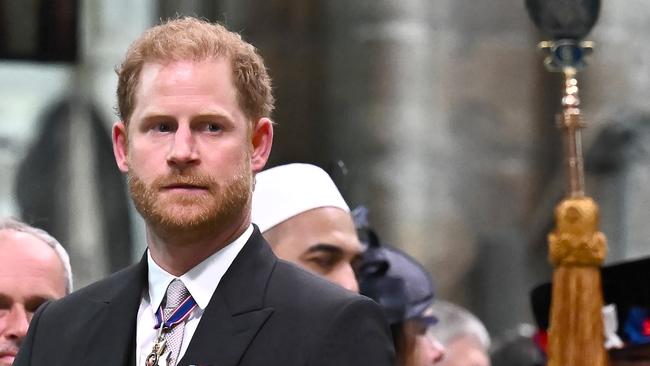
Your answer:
333,264 -> 360,293
167,125 -> 199,168
2,306 -> 29,342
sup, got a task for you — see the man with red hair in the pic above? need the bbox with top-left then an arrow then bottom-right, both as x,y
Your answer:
15,17 -> 393,366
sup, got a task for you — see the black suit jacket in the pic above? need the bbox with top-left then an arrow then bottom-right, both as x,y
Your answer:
14,228 -> 394,366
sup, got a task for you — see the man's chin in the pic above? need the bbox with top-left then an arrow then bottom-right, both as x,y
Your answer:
149,212 -> 214,232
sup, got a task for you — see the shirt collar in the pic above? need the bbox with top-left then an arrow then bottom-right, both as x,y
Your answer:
147,224 -> 254,311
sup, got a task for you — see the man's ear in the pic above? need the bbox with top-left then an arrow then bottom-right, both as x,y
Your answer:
112,121 -> 130,173
250,118 -> 273,173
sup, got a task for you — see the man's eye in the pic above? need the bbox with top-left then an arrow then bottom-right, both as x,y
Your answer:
154,123 -> 172,132
26,300 -> 47,313
206,123 -> 222,132
307,255 -> 337,271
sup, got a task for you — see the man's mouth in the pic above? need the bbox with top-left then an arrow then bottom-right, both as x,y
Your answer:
155,174 -> 214,193
161,183 -> 210,193
0,350 -> 18,364
163,184 -> 208,189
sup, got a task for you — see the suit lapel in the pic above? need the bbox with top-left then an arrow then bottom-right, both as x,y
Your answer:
82,256 -> 148,366
180,228 -> 276,366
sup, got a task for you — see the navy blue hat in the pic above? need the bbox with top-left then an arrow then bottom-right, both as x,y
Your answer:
354,206 -> 436,325
531,256 -> 650,354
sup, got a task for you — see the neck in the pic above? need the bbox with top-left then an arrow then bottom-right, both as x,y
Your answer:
146,217 -> 250,276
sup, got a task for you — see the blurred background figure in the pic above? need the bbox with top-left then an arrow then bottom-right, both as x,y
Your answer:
531,256 -> 650,366
252,163 -> 362,292
355,207 -> 445,365
428,300 -> 491,366
489,323 -> 543,366
0,217 -> 72,366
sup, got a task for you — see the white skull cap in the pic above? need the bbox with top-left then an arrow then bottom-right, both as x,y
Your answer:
252,163 -> 350,233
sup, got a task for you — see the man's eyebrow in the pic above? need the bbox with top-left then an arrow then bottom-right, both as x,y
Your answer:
304,243 -> 344,255
139,110 -> 233,120
0,293 -> 11,306
24,295 -> 55,311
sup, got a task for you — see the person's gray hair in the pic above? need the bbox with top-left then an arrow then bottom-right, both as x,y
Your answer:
429,300 -> 491,349
0,217 -> 73,294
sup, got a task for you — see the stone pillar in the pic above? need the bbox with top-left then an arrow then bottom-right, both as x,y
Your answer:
62,0 -> 154,287
324,0 -> 552,335
323,0 -> 473,298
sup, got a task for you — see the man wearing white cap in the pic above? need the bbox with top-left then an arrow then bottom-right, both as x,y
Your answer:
252,163 -> 362,292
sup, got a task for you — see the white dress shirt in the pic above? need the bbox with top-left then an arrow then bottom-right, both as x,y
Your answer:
135,225 -> 253,366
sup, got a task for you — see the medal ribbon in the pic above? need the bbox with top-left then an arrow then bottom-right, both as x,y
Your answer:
154,294 -> 198,330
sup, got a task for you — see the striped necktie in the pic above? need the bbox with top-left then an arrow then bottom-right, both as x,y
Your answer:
162,279 -> 191,366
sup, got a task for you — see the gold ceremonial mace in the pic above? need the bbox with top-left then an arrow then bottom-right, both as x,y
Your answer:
525,1 -> 608,365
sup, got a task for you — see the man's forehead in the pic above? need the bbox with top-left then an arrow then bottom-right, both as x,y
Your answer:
0,228 -> 17,239
0,237 -> 67,300
293,208 -> 359,242
0,230 -> 64,276
0,229 -> 46,248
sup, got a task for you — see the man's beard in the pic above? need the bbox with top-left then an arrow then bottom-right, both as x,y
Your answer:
127,161 -> 252,235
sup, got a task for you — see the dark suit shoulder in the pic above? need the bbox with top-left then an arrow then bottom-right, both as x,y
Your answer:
267,259 -> 364,307
59,262 -> 143,305
37,261 -> 144,322
264,259 -> 388,336
246,259 -> 394,366
307,293 -> 395,366
15,262 -> 143,366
